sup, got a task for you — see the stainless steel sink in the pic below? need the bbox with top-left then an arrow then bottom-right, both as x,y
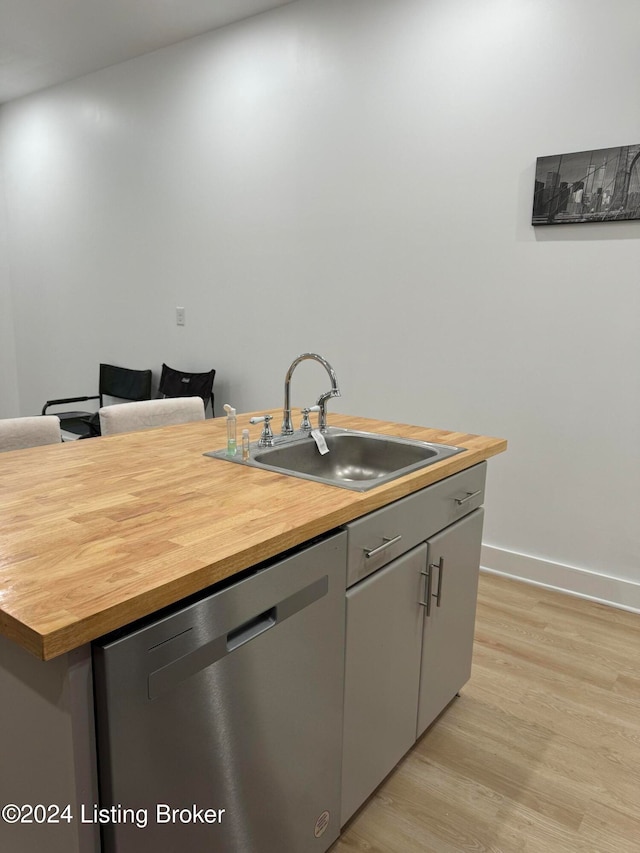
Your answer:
205,428 -> 464,491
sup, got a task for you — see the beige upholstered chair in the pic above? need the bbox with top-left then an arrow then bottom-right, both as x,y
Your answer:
99,396 -> 205,436
0,415 -> 61,452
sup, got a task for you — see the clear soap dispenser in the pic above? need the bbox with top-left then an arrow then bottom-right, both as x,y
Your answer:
223,404 -> 237,457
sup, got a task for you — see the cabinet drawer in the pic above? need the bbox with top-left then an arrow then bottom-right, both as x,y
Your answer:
346,462 -> 486,586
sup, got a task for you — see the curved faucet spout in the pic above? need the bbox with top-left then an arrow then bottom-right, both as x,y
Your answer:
282,353 -> 341,435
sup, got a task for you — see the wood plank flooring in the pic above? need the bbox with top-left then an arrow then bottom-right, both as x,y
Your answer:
331,572 -> 640,853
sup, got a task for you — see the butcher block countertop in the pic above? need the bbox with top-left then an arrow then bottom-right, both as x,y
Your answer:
0,412 -> 506,660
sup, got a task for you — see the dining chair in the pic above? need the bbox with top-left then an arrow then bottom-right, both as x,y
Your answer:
0,415 -> 62,452
158,363 -> 216,417
99,397 -> 205,436
42,363 -> 153,439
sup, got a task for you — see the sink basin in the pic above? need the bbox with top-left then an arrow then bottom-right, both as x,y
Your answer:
205,428 -> 464,491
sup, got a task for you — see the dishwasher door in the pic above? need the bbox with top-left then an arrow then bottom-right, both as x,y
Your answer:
93,530 -> 347,853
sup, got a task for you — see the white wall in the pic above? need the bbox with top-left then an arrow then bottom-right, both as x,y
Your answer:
1,0 -> 639,604
0,140 -> 20,417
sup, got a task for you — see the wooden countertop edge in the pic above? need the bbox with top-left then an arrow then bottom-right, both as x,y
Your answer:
1,417 -> 507,660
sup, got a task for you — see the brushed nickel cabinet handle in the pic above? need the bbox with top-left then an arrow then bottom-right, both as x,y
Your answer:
434,557 -> 444,607
419,566 -> 433,616
363,534 -> 402,559
455,489 -> 482,506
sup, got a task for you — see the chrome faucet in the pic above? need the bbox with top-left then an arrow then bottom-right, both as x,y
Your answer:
282,353 -> 341,435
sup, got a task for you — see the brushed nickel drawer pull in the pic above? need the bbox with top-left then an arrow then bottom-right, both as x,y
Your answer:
455,489 -> 482,506
363,534 -> 402,559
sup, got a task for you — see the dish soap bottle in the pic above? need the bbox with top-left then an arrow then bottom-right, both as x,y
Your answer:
223,404 -> 237,457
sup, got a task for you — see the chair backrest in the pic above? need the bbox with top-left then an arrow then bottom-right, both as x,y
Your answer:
158,364 -> 215,416
99,363 -> 153,406
99,397 -> 205,436
0,416 -> 61,452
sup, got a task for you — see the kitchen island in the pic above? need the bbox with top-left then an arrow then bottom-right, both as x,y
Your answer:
0,411 -> 506,853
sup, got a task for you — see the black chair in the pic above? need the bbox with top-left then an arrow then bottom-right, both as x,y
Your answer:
158,364 -> 216,417
42,363 -> 153,439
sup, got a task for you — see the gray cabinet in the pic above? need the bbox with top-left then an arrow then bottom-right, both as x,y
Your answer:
341,464 -> 486,826
417,508 -> 484,736
341,545 -> 426,824
346,462 -> 487,587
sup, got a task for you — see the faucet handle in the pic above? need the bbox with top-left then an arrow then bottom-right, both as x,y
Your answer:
300,406 -> 320,431
249,414 -> 275,447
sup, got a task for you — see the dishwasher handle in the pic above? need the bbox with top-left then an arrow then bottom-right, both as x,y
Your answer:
147,575 -> 329,699
227,607 -> 276,652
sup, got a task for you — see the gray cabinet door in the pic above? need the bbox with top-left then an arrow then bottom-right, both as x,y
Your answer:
417,508 -> 484,737
341,544 -> 426,826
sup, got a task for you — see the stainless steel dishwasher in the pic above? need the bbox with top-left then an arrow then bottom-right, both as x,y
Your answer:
93,530 -> 347,853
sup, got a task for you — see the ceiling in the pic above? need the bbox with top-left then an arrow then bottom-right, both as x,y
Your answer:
0,0 -> 297,104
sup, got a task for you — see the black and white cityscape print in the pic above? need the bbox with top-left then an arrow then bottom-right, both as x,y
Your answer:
532,144 -> 640,224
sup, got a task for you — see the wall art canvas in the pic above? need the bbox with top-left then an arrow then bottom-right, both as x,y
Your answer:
532,144 -> 640,224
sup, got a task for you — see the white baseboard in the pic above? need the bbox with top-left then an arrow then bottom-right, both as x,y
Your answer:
480,545 -> 640,614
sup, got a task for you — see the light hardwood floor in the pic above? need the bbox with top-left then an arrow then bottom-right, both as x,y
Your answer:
332,572 -> 640,853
